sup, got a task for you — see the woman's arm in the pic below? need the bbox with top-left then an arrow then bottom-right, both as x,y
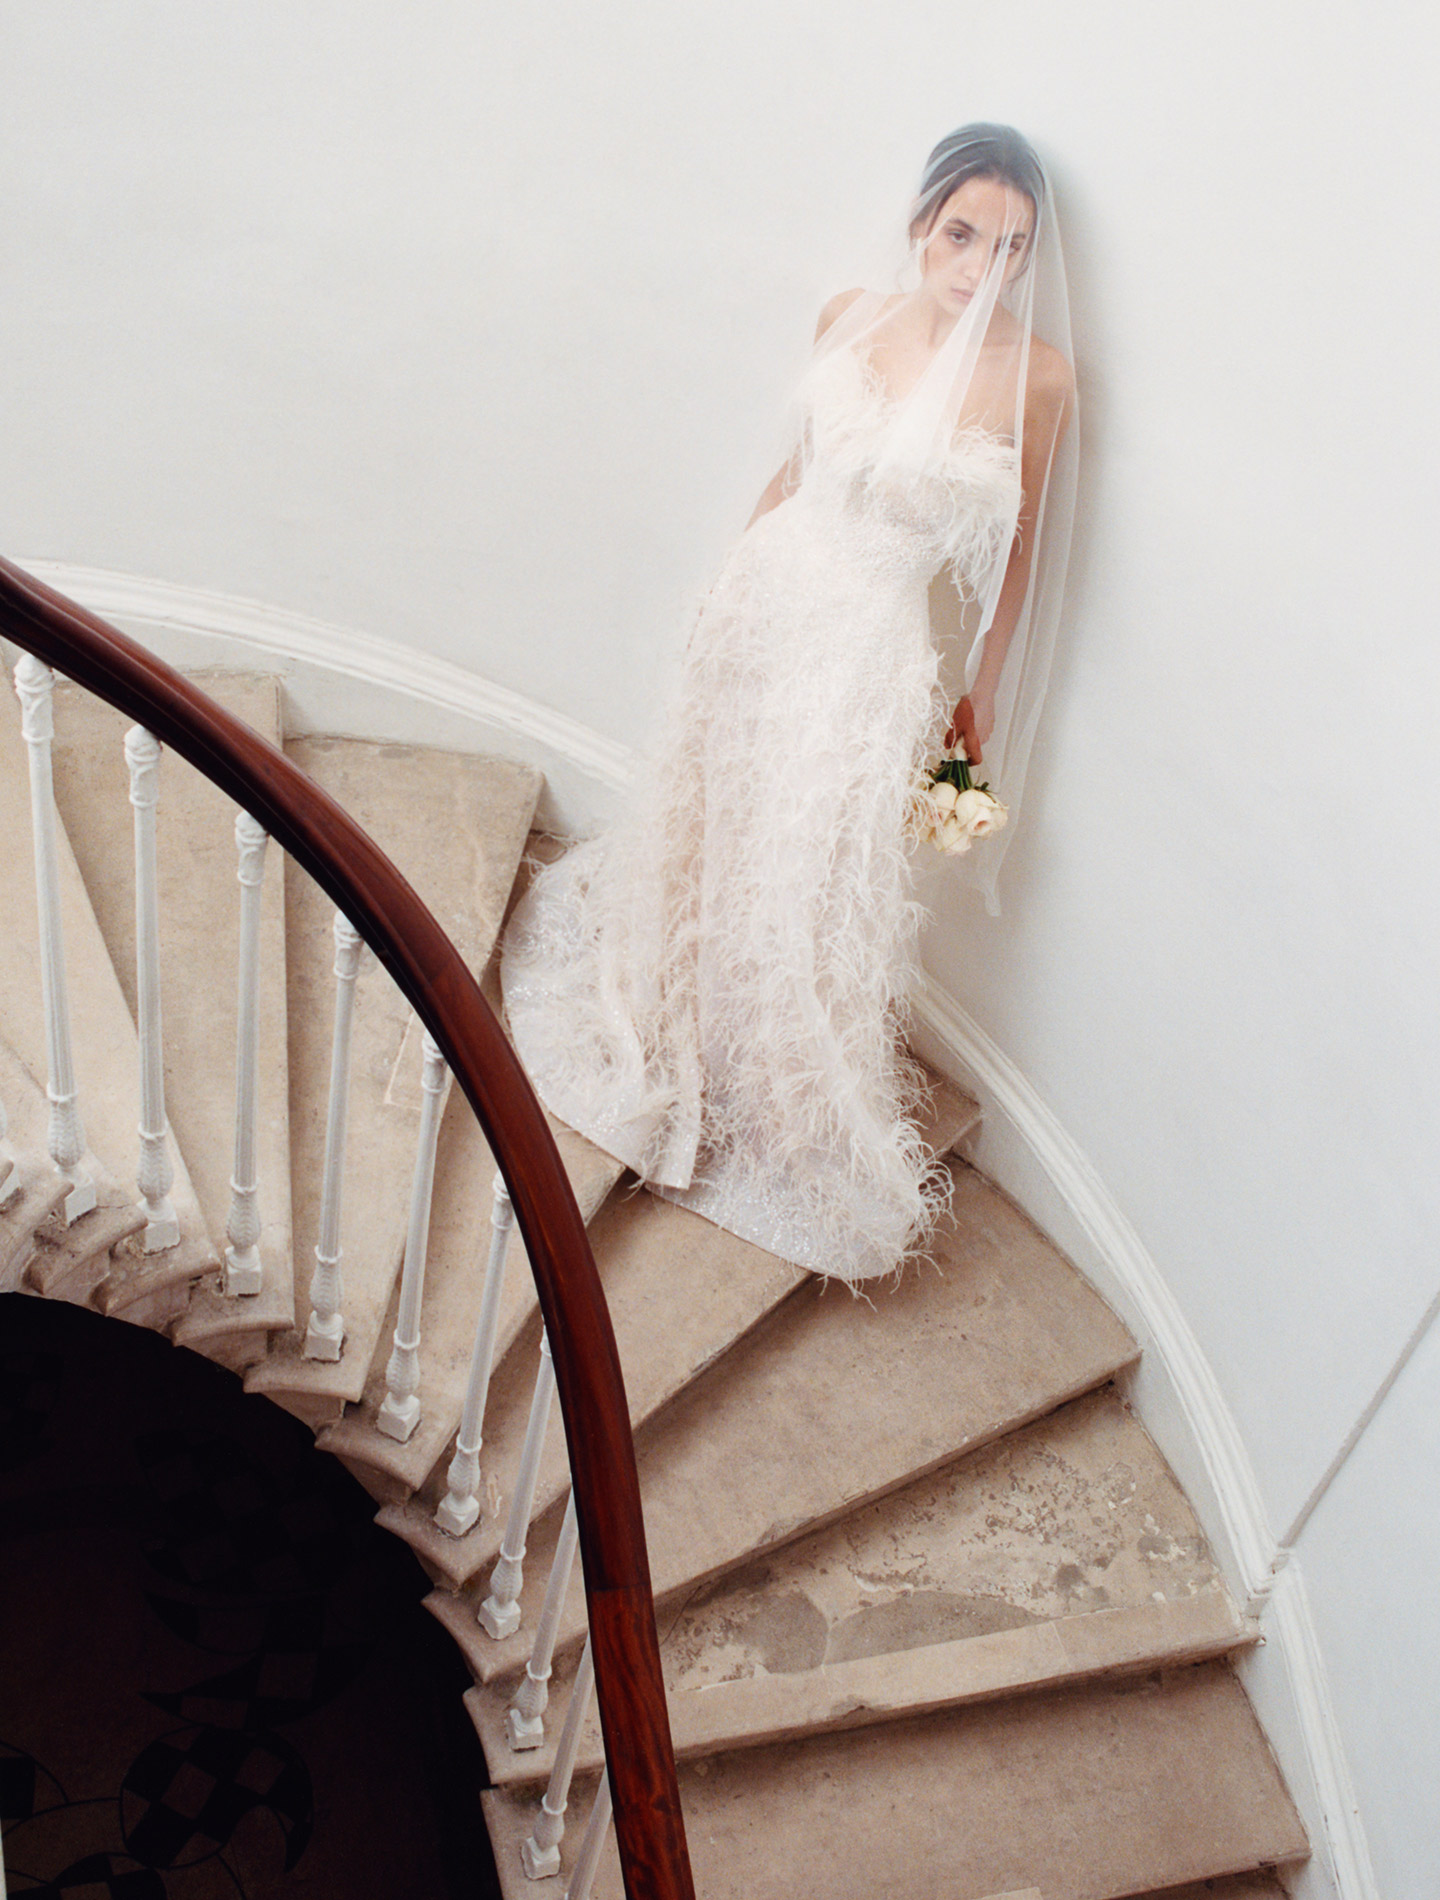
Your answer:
947,345 -> 1075,759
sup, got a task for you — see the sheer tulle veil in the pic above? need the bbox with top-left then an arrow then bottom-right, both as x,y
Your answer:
791,124 -> 1077,912
499,124 -> 1077,1281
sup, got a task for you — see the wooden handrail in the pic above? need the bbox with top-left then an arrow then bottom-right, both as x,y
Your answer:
0,554 -> 695,1900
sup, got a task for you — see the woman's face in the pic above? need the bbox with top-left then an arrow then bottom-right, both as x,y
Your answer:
918,175 -> 1034,314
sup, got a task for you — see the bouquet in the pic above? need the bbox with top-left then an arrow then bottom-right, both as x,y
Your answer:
911,741 -> 1008,856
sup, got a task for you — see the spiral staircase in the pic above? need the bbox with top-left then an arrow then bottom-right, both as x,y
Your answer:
0,639 -> 1309,1899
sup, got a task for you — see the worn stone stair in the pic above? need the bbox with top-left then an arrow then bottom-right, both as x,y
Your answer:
468,1384 -> 1256,1786
244,733 -> 541,1425
0,679 -> 215,1324
48,671 -> 294,1356
1134,1881 -> 1291,1900
480,1662 -> 1306,1899
0,648 -> 1309,1900
432,1158 -> 1140,1686
323,1098 -> 624,1503
381,1076 -> 978,1588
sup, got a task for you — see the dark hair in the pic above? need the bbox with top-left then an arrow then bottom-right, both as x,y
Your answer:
911,123 -> 1045,235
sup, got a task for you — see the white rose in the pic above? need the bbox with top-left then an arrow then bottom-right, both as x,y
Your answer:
909,791 -> 938,844
953,787 -> 1008,838
938,813 -> 973,854
929,780 -> 960,814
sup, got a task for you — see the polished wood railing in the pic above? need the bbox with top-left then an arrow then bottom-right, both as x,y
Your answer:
0,552 -> 695,1900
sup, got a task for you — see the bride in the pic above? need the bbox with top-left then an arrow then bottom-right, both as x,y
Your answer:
501,124 -> 1076,1284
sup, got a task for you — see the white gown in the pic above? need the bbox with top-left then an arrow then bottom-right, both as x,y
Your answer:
500,344 -> 1021,1282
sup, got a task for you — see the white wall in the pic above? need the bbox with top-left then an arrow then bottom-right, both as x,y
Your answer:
7,1 -> 1438,1890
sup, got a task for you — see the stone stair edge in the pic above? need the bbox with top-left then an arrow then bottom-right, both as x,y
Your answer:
312,1124 -> 627,1499
162,673 -> 296,1349
0,1032 -> 183,1308
244,732 -> 546,1426
470,1588 -> 1259,1791
0,682 -> 220,1312
423,1314 -> 1143,1697
434,1327 -> 1146,1692
388,1082 -> 987,1590
478,1662 -> 1307,1899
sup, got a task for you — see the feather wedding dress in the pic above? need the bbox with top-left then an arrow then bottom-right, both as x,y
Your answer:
501,346 -> 1022,1282
501,124 -> 1074,1283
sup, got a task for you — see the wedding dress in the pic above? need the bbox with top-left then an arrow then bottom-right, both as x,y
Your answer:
500,125 -> 1074,1283
501,346 -> 1022,1281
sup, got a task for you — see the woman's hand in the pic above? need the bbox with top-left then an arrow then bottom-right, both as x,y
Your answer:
945,693 -> 993,763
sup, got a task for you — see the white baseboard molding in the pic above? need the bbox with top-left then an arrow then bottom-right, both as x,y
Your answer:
16,561 -> 636,837
22,561 -> 1373,1898
908,973 -> 1279,1606
908,972 -> 1377,1900
1239,1562 -> 1381,1900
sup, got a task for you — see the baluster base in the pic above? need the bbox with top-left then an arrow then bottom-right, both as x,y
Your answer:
140,1201 -> 180,1253
435,1488 -> 481,1538
376,1391 -> 421,1441
223,1243 -> 263,1296
304,1310 -> 346,1361
507,1706 -> 546,1751
478,1591 -> 523,1641
521,1834 -> 562,1881
62,1169 -> 97,1225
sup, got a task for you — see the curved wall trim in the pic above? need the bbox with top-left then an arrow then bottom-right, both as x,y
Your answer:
908,972 -> 1376,1900
1249,1562 -> 1381,1900
22,560 -> 1372,1898
909,973 -> 1280,1603
17,562 -> 636,834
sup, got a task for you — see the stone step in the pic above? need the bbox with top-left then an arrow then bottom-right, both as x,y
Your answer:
324,1101 -> 623,1504
321,938 -> 622,1506
0,675 -> 216,1312
430,1158 -> 1139,1685
246,737 -> 542,1419
470,1386 -> 1254,1787
0,1032 -> 146,1308
480,1662 -> 1307,1900
48,671 -> 295,1356
476,1590 -> 1252,1794
401,1076 -> 980,1591
391,1180 -> 805,1591
0,1036 -> 87,1294
1130,1878 -> 1291,1900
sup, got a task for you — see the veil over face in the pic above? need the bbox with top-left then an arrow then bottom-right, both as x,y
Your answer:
789,126 -> 1077,911
500,123 -> 1078,1282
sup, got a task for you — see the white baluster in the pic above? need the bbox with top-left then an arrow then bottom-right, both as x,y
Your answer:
15,656 -> 95,1224
124,726 -> 179,1252
435,1173 -> 515,1534
376,1030 -> 447,1441
224,811 -> 269,1295
563,1771 -> 613,1900
478,1327 -> 558,1639
304,912 -> 363,1360
521,1633 -> 595,1880
508,1491 -> 580,1749
0,1088 -> 19,1208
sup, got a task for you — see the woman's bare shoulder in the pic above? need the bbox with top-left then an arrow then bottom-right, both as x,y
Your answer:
1027,336 -> 1075,408
816,288 -> 866,339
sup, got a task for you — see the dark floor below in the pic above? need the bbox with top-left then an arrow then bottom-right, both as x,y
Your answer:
0,1290 -> 502,1899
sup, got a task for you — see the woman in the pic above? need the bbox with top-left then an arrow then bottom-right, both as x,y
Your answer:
501,124 -> 1076,1283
